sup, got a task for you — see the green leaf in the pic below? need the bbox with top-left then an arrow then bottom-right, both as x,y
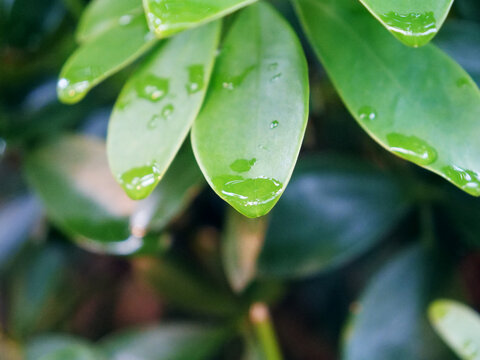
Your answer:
143,0 -> 257,38
342,246 -> 450,360
358,0 -> 453,47
258,156 -> 410,279
25,135 -> 136,242
76,0 -> 143,43
107,21 -> 220,200
222,208 -> 267,292
58,14 -> 156,104
26,335 -> 104,360
295,0 -> 480,197
429,300 -> 480,360
192,2 -> 309,218
100,323 -> 227,360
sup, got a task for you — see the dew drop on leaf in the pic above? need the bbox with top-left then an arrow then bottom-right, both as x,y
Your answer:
358,106 -> 377,121
387,133 -> 438,165
135,74 -> 169,102
118,164 -> 161,200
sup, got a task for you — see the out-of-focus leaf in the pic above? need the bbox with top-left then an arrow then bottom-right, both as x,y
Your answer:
143,0 -> 256,38
435,21 -> 480,84
0,334 -> 22,360
342,246 -> 450,360
7,246 -> 76,339
135,257 -> 239,316
25,135 -> 136,242
455,0 -> 480,22
107,21 -> 219,200
76,0 -> 143,42
358,0 -> 453,47
192,2 -> 309,218
429,300 -> 480,360
258,156 -> 410,279
26,335 -> 104,360
57,15 -> 156,104
100,323 -> 227,360
0,195 -> 42,270
295,0 -> 480,198
222,209 -> 267,292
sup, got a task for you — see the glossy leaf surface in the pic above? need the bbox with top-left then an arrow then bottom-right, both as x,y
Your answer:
359,0 -> 453,47
58,15 -> 156,104
343,246 -> 450,360
429,300 -> 480,360
76,0 -> 143,42
295,0 -> 480,197
100,323 -> 226,360
192,2 -> 309,218
25,135 -> 136,242
108,22 -> 219,200
258,156 -> 409,278
143,0 -> 256,38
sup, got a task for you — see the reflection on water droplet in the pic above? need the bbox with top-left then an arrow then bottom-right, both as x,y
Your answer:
186,64 -> 204,94
147,114 -> 161,130
387,133 -> 437,165
119,164 -> 161,200
119,14 -> 133,26
270,120 -> 279,129
136,75 -> 169,102
358,106 -> 377,121
380,11 -> 437,47
222,65 -> 255,91
213,175 -> 283,218
442,165 -> 480,196
456,77 -> 470,88
57,77 -> 91,103
161,104 -> 174,120
230,158 -> 256,173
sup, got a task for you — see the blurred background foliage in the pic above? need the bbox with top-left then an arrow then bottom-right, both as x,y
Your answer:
0,0 -> 480,359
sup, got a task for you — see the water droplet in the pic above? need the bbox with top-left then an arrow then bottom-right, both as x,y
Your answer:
387,133 -> 437,165
456,77 -> 470,88
380,11 -> 437,47
57,77 -> 91,104
270,73 -> 282,82
230,158 -> 256,173
213,175 -> 283,218
119,164 -> 161,200
147,115 -> 161,130
358,106 -> 377,121
442,165 -> 480,196
268,62 -> 279,71
222,65 -> 255,91
119,14 -> 133,26
186,64 -> 204,94
135,75 -> 169,102
161,104 -> 174,120
270,120 -> 279,129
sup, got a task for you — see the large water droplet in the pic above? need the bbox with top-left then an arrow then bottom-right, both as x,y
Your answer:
213,175 -> 283,218
136,75 -> 169,102
380,11 -> 437,47
442,165 -> 480,196
387,133 -> 437,165
270,120 -> 279,129
230,158 -> 256,173
358,106 -> 377,121
186,64 -> 204,94
119,164 -> 161,200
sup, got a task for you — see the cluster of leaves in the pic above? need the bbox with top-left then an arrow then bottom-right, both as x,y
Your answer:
1,0 -> 480,359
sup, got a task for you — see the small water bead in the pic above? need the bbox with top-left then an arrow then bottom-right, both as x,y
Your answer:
270,73 -> 282,82
387,133 -> 437,166
186,64 -> 204,95
136,75 -> 169,102
358,106 -> 377,121
147,114 -> 161,130
268,62 -> 279,71
270,120 -> 279,129
161,104 -> 174,120
230,158 -> 256,173
119,164 -> 161,200
118,14 -> 133,26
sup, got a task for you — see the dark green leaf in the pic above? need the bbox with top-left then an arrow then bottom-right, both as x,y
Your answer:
295,0 -> 480,197
107,21 -> 219,200
258,156 -> 410,279
192,2 -> 309,218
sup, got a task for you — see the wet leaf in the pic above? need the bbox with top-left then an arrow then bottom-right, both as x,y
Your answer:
295,0 -> 480,198
25,135 -> 136,242
258,156 -> 410,279
192,2 -> 309,218
359,0 -> 453,47
107,21 -> 219,200
429,300 -> 480,360
100,323 -> 227,360
76,0 -> 143,42
143,0 -> 256,38
58,14 -> 156,104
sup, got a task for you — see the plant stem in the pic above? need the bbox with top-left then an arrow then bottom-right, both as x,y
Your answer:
249,302 -> 284,360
